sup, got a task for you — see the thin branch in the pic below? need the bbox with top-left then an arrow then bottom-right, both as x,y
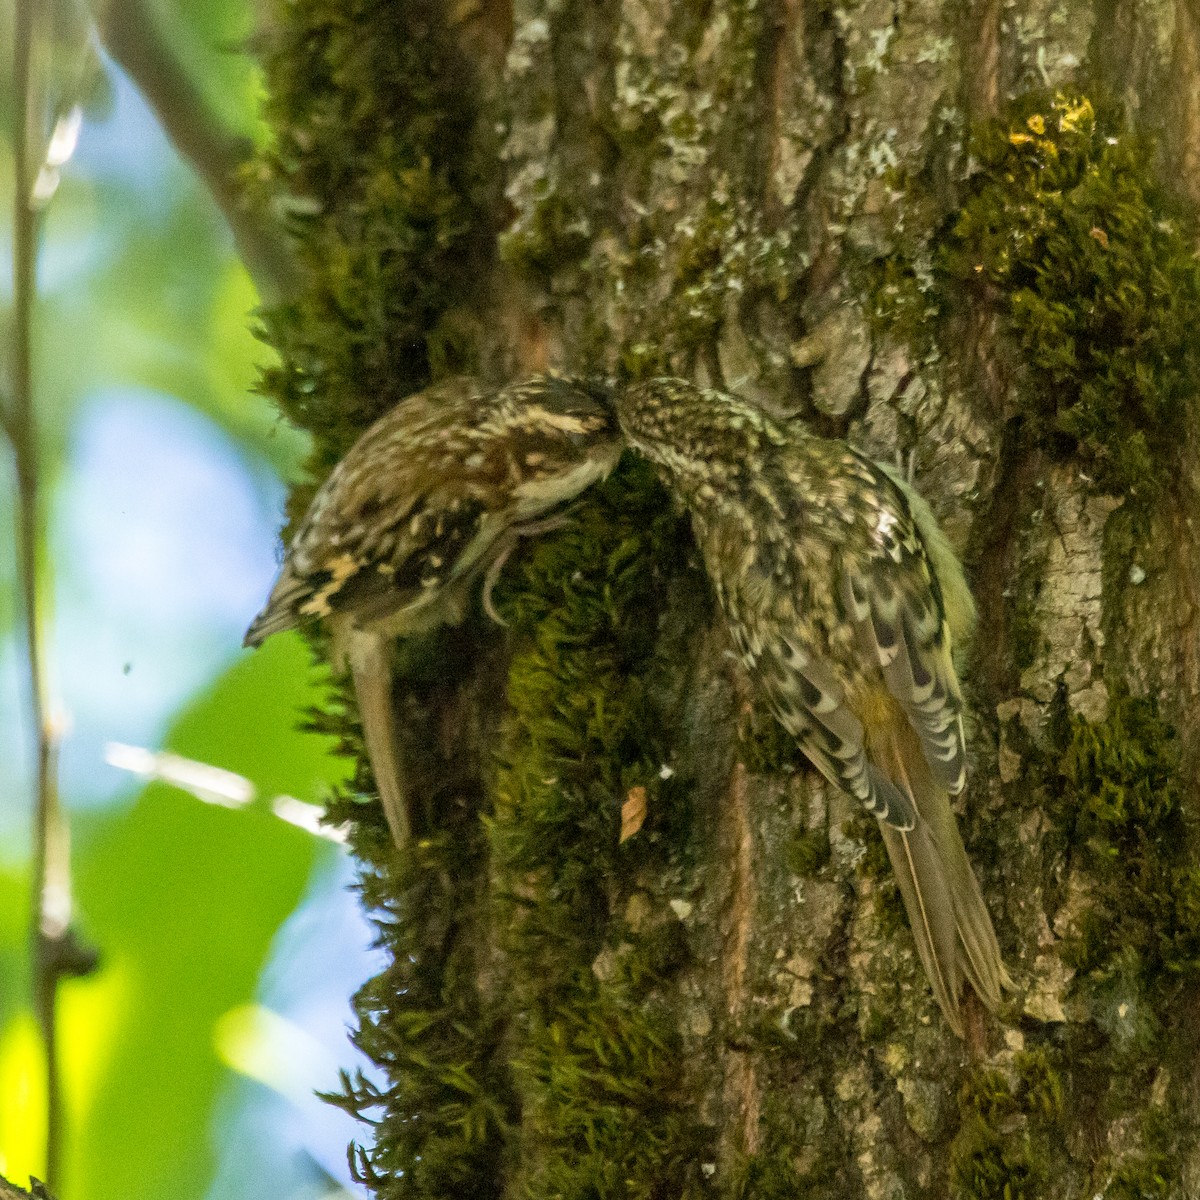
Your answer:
10,1 -> 94,1190
13,0 -> 60,1185
88,0 -> 299,305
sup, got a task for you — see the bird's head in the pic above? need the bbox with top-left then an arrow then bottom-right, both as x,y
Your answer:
613,377 -> 788,512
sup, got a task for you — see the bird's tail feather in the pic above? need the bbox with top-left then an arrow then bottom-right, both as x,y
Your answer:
874,724 -> 1009,1035
879,820 -> 965,1037
931,801 -> 1013,1007
346,628 -> 410,848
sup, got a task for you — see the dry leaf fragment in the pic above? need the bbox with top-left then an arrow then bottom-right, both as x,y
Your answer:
620,785 -> 647,843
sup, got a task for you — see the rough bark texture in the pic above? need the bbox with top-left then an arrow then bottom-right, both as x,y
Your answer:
258,1 -> 1200,1196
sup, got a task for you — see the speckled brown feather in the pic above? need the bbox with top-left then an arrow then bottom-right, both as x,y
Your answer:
246,375 -> 624,846
615,376 -> 1009,1035
246,375 -> 623,648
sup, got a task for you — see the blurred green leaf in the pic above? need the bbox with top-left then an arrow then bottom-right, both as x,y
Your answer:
57,632 -> 347,1200
2,1 -> 324,1195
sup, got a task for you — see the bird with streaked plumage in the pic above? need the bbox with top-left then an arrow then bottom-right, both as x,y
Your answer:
245,375 -> 624,848
613,376 -> 1010,1037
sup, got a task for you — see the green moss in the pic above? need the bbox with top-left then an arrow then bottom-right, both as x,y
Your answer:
940,92 -> 1200,498
499,179 -> 592,278
257,0 -> 486,474
867,250 -> 939,359
727,1088 -> 849,1200
1026,693 -> 1191,1187
949,1114 -> 1046,1200
1051,690 -> 1200,1012
726,1152 -> 808,1199
325,833 -> 513,1198
1011,1048 -> 1064,1124
948,1048 -> 1067,1200
958,1066 -> 1020,1124
310,609 -> 512,1198
254,2 -> 509,1192
980,691 -> 1200,1195
491,457 -> 712,1196
511,962 -> 709,1199
784,827 -> 831,877
491,458 -> 691,940
871,91 -> 1200,502
1104,1105 -> 1174,1200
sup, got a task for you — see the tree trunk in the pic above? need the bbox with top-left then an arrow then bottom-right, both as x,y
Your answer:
258,1 -> 1200,1195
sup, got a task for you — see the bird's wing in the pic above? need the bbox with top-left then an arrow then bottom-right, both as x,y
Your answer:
244,383 -> 508,646
836,463 -> 968,796
245,376 -> 622,647
244,492 -> 495,646
733,620 -> 919,830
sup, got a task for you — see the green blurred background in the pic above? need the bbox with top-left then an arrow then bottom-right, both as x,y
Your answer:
1,2 -> 378,1197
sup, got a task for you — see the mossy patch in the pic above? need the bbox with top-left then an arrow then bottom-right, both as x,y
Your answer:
256,0 -> 487,481
940,92 -> 1200,499
1051,690 -> 1200,1013
311,619 -> 514,1195
737,698 -> 806,777
952,687 -> 1200,1196
872,91 -> 1200,502
1103,1103 -> 1175,1200
948,1047 -> 1065,1200
727,1083 -> 850,1200
784,826 -> 832,878
253,2 -> 510,1192
976,689 -> 1200,1196
490,456 -> 713,1196
726,1147 -> 820,1200
325,831 -> 513,1198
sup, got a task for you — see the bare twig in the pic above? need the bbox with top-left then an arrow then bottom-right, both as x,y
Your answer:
87,0 -> 299,304
10,0 -> 93,1189
13,0 -> 60,1184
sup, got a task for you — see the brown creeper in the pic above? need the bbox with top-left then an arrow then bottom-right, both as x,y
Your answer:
245,375 -> 623,847
615,377 -> 1009,1036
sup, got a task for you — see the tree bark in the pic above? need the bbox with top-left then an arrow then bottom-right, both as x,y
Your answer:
258,1 -> 1200,1195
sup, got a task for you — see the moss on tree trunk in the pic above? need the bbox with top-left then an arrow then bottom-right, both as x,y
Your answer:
256,1 -> 1200,1196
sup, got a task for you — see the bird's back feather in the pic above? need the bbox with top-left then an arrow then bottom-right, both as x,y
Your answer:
613,378 -> 1010,1035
